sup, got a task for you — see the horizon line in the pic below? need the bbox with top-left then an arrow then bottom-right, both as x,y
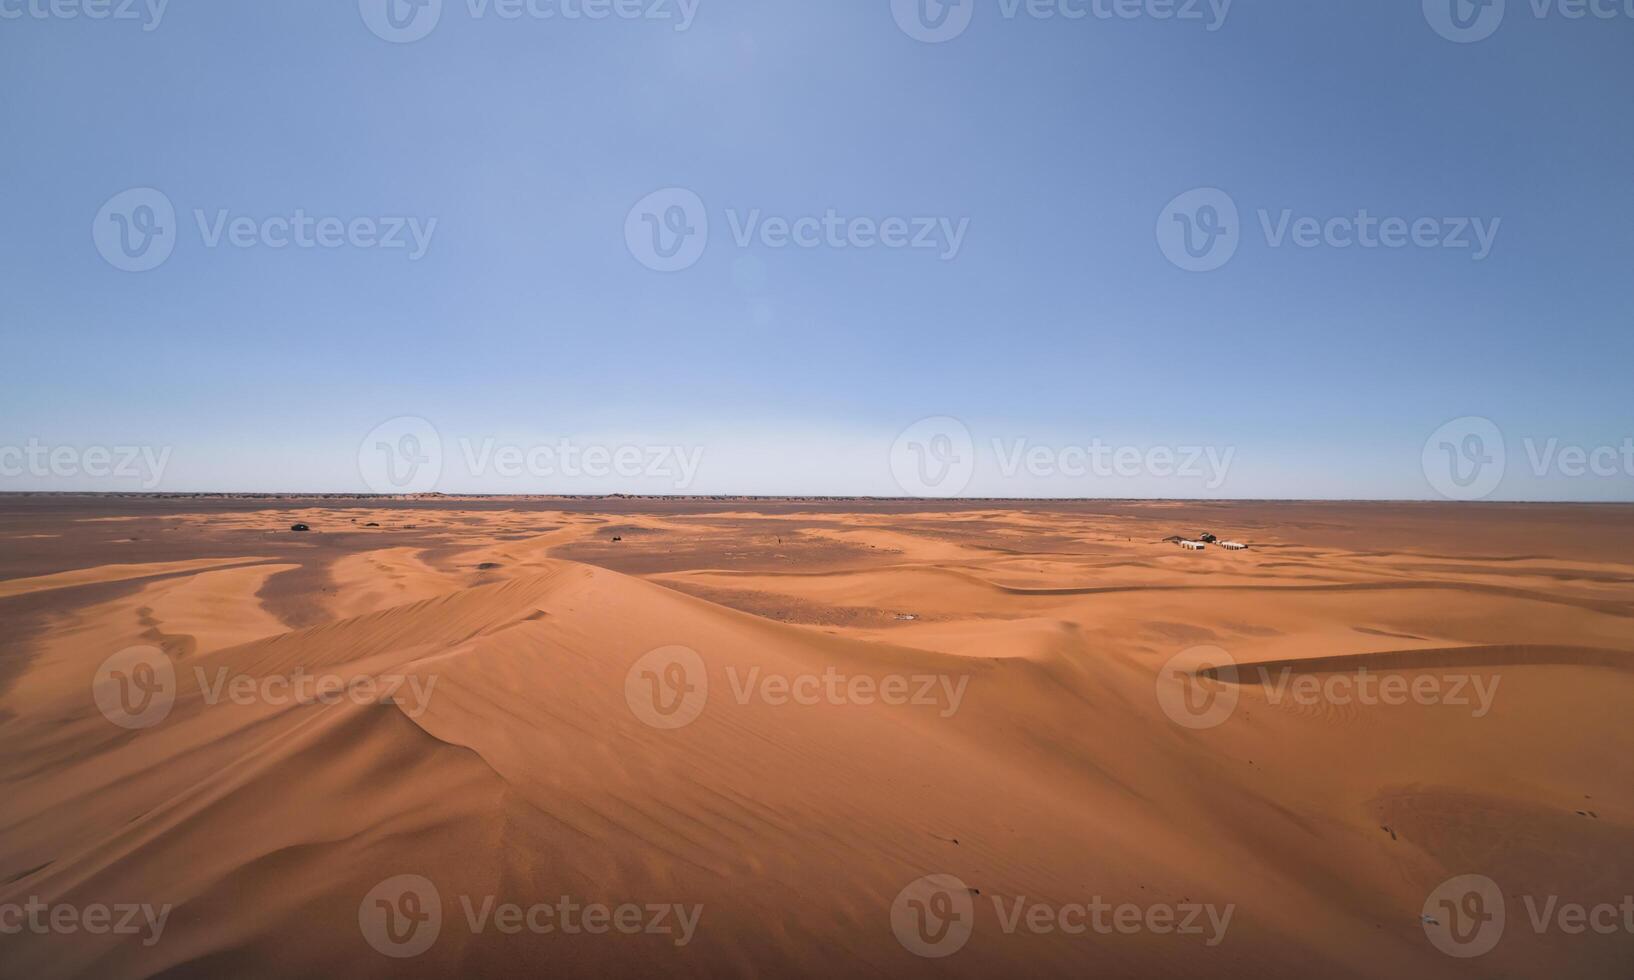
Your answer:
2,491 -> 1630,506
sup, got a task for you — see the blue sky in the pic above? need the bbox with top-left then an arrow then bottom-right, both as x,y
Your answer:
1,0 -> 1630,499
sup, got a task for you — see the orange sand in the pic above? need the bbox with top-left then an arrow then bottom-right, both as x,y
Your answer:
1,497 -> 1631,977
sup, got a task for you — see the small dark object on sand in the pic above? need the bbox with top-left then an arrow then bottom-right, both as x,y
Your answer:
364,522 -> 380,528
612,536 -> 623,542
478,562 -> 501,570
290,523 -> 310,532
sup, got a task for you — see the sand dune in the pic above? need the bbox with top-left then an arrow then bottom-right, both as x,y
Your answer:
1,498 -> 1631,977
1206,643 -> 1634,678
0,557 -> 274,600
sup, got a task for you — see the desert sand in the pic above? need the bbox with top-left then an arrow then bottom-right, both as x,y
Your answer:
1,495 -> 1632,977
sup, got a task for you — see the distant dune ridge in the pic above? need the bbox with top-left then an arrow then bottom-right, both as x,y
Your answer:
1,497 -> 1632,977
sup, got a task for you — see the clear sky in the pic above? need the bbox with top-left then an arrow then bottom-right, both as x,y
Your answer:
2,0 -> 1630,499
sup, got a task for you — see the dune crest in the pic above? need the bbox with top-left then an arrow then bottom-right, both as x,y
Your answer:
2,499 -> 1632,977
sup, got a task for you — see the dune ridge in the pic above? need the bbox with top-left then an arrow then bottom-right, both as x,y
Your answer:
1,499 -> 1631,977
